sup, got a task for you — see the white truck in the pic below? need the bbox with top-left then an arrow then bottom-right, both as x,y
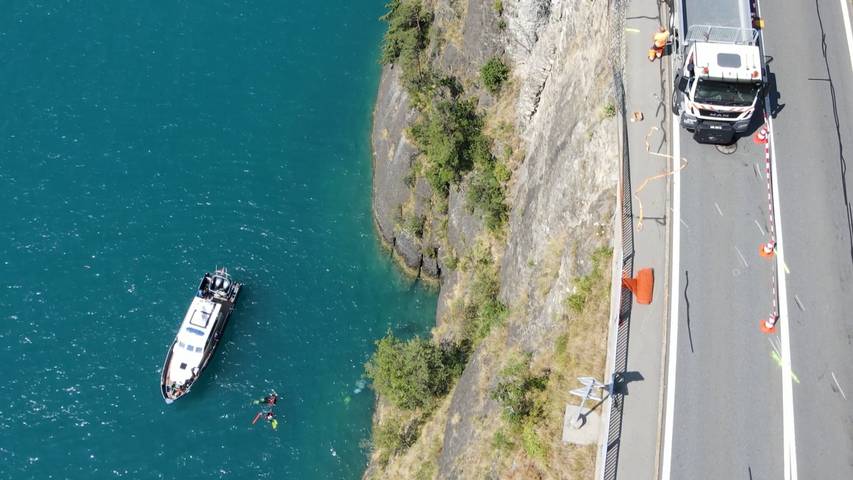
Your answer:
672,0 -> 766,144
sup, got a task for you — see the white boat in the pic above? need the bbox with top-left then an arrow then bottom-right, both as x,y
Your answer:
160,268 -> 241,404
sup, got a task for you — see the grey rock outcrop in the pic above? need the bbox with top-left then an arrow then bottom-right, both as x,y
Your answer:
435,0 -> 505,84
501,0 -> 617,351
372,66 -> 418,252
436,0 -> 617,475
369,0 -> 618,476
372,66 -> 441,276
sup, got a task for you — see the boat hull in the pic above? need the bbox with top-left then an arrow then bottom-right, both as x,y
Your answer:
161,270 -> 241,404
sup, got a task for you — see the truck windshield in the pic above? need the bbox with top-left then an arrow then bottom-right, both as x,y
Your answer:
694,79 -> 759,107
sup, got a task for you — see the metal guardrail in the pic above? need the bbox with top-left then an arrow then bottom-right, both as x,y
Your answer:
599,77 -> 635,480
597,1 -> 637,478
597,1 -> 634,477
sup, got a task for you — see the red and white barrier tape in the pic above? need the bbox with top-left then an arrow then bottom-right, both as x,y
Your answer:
763,114 -> 779,322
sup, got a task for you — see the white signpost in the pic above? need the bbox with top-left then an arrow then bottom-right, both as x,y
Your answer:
568,376 -> 608,428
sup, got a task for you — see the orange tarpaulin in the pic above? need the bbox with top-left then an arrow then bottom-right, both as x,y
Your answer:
622,268 -> 654,305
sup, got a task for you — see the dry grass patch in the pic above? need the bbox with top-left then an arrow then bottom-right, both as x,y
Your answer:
536,246 -> 612,478
376,390 -> 452,480
460,245 -> 613,480
435,0 -> 468,49
535,233 -> 569,298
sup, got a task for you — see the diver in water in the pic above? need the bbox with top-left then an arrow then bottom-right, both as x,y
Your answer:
264,411 -> 278,430
253,392 -> 278,406
250,391 -> 280,430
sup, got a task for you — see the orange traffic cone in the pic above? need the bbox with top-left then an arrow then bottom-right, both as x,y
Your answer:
622,268 -> 654,305
753,125 -> 769,144
760,315 -> 778,334
759,241 -> 775,258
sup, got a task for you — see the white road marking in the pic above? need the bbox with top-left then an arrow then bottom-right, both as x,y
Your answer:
735,246 -> 749,267
768,336 -> 781,356
831,371 -> 847,400
794,295 -> 805,311
768,103 -> 799,480
660,98 -> 681,480
754,219 -> 767,236
754,0 -> 799,474
839,0 -> 853,72
714,202 -> 724,216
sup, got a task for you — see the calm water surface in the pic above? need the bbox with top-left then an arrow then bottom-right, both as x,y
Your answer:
0,1 -> 436,478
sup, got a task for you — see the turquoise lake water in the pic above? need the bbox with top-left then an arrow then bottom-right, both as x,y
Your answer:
0,1 -> 437,478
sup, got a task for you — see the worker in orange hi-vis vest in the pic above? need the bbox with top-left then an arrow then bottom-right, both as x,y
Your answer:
648,26 -> 670,61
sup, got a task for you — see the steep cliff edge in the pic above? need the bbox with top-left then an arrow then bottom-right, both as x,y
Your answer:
368,0 -> 618,478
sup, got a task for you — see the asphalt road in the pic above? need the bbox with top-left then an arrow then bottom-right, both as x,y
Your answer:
762,0 -> 853,477
664,0 -> 790,478
668,131 -> 784,478
662,0 -> 853,478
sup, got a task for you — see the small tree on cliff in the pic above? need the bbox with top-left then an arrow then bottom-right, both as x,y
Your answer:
365,332 -> 468,410
380,0 -> 432,67
410,97 -> 484,193
480,57 -> 510,94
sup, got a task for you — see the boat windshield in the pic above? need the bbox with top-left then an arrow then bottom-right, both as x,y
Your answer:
694,79 -> 759,106
185,327 -> 205,336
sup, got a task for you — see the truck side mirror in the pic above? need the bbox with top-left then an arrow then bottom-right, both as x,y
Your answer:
676,75 -> 689,93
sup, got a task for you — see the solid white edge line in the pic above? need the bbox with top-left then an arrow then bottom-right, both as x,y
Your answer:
660,101 -> 681,480
753,0 -> 799,475
839,0 -> 853,72
768,111 -> 798,480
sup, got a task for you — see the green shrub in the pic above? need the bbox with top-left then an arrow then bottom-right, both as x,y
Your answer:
410,98 -> 484,193
490,356 -> 549,427
493,0 -> 504,15
462,249 -> 508,343
372,415 -> 422,464
602,102 -> 617,118
492,429 -> 514,452
404,213 -> 426,238
380,1 -> 436,103
480,57 -> 510,94
467,155 -> 509,232
494,160 -> 511,183
410,91 -> 508,229
372,416 -> 403,464
566,277 -> 593,313
380,1 -> 432,66
365,333 -> 469,410
521,422 -> 546,459
566,246 -> 613,313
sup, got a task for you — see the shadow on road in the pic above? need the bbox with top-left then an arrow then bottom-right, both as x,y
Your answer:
612,370 -> 645,396
765,70 -> 785,119
685,270 -> 694,353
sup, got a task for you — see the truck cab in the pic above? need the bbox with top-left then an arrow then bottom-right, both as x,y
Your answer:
673,19 -> 766,143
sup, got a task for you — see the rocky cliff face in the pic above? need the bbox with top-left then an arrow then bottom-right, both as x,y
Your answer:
500,0 -> 616,350
370,0 -> 617,477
